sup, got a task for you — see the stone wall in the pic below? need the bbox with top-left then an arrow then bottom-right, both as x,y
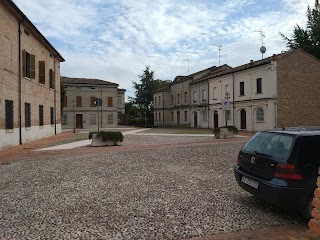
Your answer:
309,168 -> 320,236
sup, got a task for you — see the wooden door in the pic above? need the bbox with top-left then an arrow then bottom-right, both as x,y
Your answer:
76,114 -> 83,129
214,111 -> 219,128
240,109 -> 246,129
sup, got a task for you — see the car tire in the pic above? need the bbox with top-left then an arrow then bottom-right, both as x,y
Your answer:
300,195 -> 313,221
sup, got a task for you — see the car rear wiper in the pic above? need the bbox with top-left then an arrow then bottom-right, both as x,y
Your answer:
254,151 -> 272,157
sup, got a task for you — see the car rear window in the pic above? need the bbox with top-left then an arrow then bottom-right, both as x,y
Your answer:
242,132 -> 294,160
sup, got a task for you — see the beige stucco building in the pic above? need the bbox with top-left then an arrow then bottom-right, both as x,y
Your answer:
154,65 -> 231,127
154,50 -> 320,131
208,49 -> 320,131
61,77 -> 125,130
0,0 -> 64,148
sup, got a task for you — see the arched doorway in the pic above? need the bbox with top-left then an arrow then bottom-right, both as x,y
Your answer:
213,111 -> 218,128
240,109 -> 246,129
193,111 -> 198,128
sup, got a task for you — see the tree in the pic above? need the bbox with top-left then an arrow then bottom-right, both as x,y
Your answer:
130,66 -> 170,126
280,0 -> 320,59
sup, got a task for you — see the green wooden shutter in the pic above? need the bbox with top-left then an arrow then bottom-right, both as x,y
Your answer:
39,61 -> 45,84
22,50 -> 26,77
30,54 -> 35,79
52,70 -> 55,89
5,100 -> 14,129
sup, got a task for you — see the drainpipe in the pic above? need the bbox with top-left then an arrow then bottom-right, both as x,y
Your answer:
53,55 -> 57,135
18,20 -> 25,145
100,84 -> 102,128
162,90 -> 164,127
207,79 -> 210,128
232,73 -> 235,127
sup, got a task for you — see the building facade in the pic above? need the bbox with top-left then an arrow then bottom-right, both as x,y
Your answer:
0,0 -> 64,148
154,50 -> 320,131
61,77 -> 125,130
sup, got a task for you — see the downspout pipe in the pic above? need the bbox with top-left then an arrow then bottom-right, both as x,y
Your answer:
53,55 -> 57,135
18,20 -> 25,145
232,73 -> 235,127
162,90 -> 164,127
207,79 -> 209,129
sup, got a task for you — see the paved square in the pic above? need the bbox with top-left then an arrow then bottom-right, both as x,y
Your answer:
0,135 -> 305,239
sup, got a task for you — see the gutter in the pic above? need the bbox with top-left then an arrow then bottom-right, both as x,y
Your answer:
18,19 -> 25,145
54,55 -> 57,135
232,73 -> 235,127
207,79 -> 209,128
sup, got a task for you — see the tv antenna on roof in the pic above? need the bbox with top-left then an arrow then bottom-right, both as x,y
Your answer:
254,30 -> 266,59
213,44 -> 222,66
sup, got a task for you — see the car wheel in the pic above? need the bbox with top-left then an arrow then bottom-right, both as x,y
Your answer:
300,195 -> 313,221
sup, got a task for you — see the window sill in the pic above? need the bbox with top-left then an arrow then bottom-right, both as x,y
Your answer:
39,125 -> 44,129
39,82 -> 45,86
239,95 -> 245,97
255,93 -> 263,95
24,77 -> 31,81
212,98 -> 217,100
256,121 -> 265,123
5,129 -> 14,133
25,127 -> 31,131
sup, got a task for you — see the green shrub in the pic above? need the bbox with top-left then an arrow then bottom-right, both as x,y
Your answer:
89,131 -> 124,142
213,126 -> 238,135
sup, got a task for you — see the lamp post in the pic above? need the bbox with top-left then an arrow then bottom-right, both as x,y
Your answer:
224,91 -> 230,126
72,99 -> 75,133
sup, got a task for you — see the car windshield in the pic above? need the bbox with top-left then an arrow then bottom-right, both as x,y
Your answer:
242,132 -> 294,160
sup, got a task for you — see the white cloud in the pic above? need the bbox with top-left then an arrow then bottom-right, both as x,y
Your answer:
11,0 -> 315,99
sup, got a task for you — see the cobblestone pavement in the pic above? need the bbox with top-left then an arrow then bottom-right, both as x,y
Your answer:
0,132 -> 313,239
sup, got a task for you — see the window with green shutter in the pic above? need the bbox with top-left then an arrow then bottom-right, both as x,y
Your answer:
50,107 -> 54,125
5,100 -> 14,129
22,50 -> 35,79
39,105 -> 44,126
25,102 -> 31,128
39,61 -> 45,84
49,69 -> 55,89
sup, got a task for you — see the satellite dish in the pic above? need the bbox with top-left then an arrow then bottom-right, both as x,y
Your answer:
260,46 -> 266,54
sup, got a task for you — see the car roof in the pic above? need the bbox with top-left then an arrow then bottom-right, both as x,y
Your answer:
263,126 -> 320,136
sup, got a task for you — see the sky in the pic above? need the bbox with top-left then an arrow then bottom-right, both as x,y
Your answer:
12,0 -> 314,100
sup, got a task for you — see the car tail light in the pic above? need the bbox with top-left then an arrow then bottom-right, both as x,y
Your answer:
275,164 -> 303,180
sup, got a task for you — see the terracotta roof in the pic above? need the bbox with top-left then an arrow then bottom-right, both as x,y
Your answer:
190,64 -> 233,84
117,88 -> 126,92
5,0 -> 64,62
208,50 -> 296,79
61,77 -> 119,87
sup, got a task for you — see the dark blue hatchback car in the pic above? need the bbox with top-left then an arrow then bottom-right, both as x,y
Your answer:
234,127 -> 320,219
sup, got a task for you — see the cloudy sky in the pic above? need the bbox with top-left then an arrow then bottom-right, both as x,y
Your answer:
13,0 -> 314,99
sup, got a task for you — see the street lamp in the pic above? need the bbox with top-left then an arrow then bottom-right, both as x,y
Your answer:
72,99 -> 75,133
224,92 -> 230,126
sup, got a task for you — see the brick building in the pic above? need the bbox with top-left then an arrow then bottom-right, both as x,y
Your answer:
0,0 -> 64,148
154,49 -> 320,130
61,77 -> 125,130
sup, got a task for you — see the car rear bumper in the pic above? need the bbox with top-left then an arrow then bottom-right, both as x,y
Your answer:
234,165 -> 307,210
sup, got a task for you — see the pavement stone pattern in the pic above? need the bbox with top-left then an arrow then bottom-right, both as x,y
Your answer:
0,133 -> 310,239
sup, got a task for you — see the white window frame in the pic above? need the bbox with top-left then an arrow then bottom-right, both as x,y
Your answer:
256,108 -> 264,122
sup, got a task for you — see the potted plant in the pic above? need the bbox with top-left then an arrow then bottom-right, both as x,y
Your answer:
213,126 -> 238,139
89,131 -> 124,146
